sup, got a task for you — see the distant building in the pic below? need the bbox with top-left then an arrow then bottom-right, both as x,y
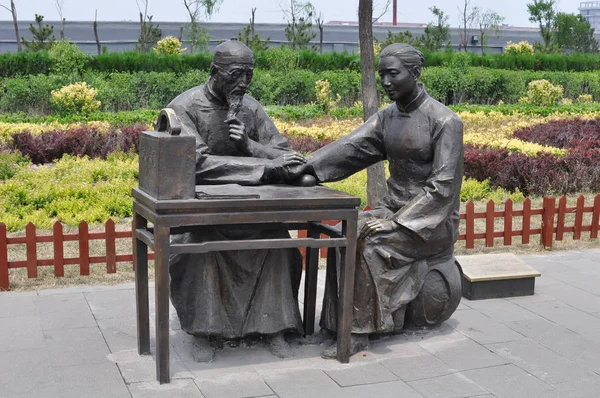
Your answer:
580,1 -> 600,31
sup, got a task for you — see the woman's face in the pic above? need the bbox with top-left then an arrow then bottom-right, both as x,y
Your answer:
378,56 -> 417,102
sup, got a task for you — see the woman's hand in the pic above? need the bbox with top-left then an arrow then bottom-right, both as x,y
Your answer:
264,152 -> 307,181
358,218 -> 400,241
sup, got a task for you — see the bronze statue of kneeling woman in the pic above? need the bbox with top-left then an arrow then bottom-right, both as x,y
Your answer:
293,43 -> 464,358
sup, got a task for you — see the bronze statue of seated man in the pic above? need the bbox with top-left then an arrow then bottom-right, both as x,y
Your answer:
166,40 -> 311,362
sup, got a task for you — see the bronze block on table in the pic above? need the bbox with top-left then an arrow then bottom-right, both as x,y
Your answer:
138,130 -> 196,200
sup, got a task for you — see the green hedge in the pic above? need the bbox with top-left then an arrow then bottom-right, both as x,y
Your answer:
2,67 -> 600,114
425,52 -> 600,72
1,49 -> 599,78
2,102 -> 599,126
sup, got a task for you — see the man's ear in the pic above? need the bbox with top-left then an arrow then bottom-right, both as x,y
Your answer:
210,64 -> 217,77
412,65 -> 422,81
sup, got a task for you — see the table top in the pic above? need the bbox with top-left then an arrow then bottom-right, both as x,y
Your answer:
133,184 -> 361,213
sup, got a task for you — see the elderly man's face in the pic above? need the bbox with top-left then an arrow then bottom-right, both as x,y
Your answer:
213,63 -> 254,99
378,56 -> 417,102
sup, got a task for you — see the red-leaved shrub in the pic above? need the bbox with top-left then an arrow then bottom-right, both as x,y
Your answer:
513,118 -> 600,149
9,124 -> 146,164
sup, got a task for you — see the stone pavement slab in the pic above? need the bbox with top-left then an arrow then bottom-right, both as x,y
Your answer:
128,378 -> 204,398
445,309 -> 527,344
264,369 -> 342,398
516,300 -> 600,342
407,372 -> 489,398
34,292 -> 97,330
380,352 -> 454,382
418,336 -> 508,371
462,364 -> 561,398
0,249 -> 599,397
0,294 -> 36,318
325,362 -> 397,387
342,380 -> 424,398
552,374 -> 600,398
486,339 -> 596,384
0,315 -> 45,351
461,297 -> 542,323
195,372 -> 275,398
502,318 -> 600,373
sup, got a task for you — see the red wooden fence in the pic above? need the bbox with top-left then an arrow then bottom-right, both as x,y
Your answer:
1,194 -> 599,291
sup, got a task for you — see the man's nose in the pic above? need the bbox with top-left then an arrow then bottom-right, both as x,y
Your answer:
382,76 -> 391,87
240,74 -> 251,86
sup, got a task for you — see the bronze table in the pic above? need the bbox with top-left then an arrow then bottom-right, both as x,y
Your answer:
132,184 -> 360,383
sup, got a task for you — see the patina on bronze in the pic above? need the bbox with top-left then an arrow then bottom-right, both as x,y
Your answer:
294,43 -> 464,358
166,40 -> 310,362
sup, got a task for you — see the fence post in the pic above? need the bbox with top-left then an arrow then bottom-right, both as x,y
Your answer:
0,223 -> 8,291
485,200 -> 495,247
26,222 -> 38,278
573,195 -> 584,241
53,222 -> 64,277
592,194 -> 600,239
131,218 -> 136,272
504,199 -> 513,246
79,221 -> 90,276
541,196 -> 556,249
106,219 -> 117,274
465,201 -> 475,249
522,198 -> 531,244
556,196 -> 567,242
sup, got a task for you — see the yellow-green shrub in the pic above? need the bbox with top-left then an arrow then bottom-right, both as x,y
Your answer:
315,79 -> 341,115
460,177 -> 525,202
0,152 -> 138,231
51,82 -> 101,114
153,36 -> 186,55
504,41 -> 535,55
577,94 -> 593,104
518,80 -> 564,106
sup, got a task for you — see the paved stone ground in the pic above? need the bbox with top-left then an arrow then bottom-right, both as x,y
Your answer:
1,249 -> 600,398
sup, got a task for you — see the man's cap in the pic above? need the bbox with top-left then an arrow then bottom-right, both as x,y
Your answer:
213,40 -> 254,65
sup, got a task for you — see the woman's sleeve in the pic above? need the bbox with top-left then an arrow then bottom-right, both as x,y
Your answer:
307,113 -> 386,183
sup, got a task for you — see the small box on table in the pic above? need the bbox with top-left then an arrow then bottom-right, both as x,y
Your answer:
138,130 -> 196,200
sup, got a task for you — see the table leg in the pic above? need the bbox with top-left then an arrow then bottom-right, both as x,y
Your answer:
303,223 -> 320,336
154,223 -> 171,384
134,212 -> 150,356
337,217 -> 357,363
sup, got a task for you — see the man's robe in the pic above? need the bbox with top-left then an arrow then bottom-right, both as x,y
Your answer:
167,85 -> 304,338
309,87 -> 464,334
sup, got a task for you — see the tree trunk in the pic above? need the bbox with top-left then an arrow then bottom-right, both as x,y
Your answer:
178,26 -> 183,42
319,24 -> 323,53
94,10 -> 101,55
60,18 -> 65,40
10,0 -> 21,51
480,32 -> 484,54
359,0 -> 386,207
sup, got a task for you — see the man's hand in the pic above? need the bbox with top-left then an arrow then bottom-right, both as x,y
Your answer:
358,218 -> 400,241
226,117 -> 249,152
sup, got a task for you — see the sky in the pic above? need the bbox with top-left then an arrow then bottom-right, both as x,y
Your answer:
2,0 -> 582,28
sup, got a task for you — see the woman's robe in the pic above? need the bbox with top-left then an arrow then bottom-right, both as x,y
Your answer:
309,87 -> 464,334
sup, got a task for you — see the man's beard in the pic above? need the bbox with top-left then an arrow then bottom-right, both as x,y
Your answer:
226,91 -> 244,120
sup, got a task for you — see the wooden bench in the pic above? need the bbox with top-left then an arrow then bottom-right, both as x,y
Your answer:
456,253 -> 541,300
